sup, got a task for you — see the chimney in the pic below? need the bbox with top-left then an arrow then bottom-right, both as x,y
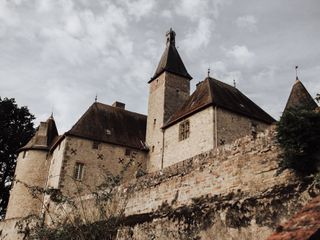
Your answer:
112,101 -> 125,109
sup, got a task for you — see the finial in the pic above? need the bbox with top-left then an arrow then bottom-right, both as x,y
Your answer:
95,94 -> 98,102
295,65 -> 299,80
50,107 -> 54,119
233,79 -> 236,88
166,28 -> 176,46
207,67 -> 210,77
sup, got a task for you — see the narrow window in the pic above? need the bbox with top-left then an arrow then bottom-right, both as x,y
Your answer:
251,122 -> 257,138
125,148 -> 131,156
92,141 -> 100,149
179,120 -> 190,141
22,151 -> 26,159
74,163 -> 85,181
151,146 -> 155,152
153,118 -> 156,126
58,143 -> 61,150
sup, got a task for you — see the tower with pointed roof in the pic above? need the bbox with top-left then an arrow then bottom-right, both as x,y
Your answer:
146,29 -> 192,172
284,77 -> 318,112
5,116 -> 58,220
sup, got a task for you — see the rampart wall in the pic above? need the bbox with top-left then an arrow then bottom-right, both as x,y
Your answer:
117,126 -> 319,239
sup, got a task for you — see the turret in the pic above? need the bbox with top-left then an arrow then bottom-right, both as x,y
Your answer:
146,29 -> 192,172
5,115 -> 58,220
284,77 -> 318,112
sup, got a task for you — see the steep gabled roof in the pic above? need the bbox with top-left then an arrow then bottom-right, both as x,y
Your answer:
163,77 -> 275,128
19,115 -> 59,152
284,79 -> 318,111
66,102 -> 147,151
149,29 -> 192,83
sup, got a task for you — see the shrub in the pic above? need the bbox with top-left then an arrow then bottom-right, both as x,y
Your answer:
277,107 -> 320,174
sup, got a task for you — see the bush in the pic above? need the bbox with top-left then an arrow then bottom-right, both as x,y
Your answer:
277,107 -> 320,174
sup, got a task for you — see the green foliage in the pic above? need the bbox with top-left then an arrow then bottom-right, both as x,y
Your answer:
277,107 -> 320,174
0,97 -> 35,218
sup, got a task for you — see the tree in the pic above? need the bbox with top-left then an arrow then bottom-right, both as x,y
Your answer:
0,97 -> 35,219
277,107 -> 320,174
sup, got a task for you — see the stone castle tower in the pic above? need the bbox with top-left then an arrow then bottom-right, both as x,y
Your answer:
5,116 -> 58,220
146,29 -> 192,172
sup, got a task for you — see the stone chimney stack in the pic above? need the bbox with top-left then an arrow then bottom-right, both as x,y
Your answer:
112,101 -> 125,109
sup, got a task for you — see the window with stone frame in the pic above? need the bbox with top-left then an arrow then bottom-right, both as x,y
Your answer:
74,162 -> 85,181
179,120 -> 190,141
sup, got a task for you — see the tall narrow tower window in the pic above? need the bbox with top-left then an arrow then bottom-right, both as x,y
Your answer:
179,120 -> 190,141
74,162 -> 85,181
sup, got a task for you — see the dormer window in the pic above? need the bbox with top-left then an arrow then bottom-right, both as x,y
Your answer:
105,129 -> 111,135
179,120 -> 190,141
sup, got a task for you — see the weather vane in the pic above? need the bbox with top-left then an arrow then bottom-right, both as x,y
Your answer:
233,79 -> 236,88
207,67 -> 210,77
95,94 -> 98,102
295,65 -> 299,80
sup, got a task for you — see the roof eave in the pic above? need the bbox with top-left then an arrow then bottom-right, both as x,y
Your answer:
148,69 -> 192,84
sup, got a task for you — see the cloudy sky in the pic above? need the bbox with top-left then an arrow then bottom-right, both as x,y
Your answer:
1,0 -> 319,133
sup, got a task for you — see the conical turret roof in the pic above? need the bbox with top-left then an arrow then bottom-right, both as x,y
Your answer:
284,79 -> 318,111
149,29 -> 192,83
19,115 -> 59,152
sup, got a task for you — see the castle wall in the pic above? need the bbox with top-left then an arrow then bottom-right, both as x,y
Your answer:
46,138 -> 67,189
114,127 -> 318,239
163,106 -> 214,168
5,150 -> 50,220
56,136 -> 147,197
217,107 -> 271,146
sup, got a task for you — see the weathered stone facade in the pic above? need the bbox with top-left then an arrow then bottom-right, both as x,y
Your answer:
146,72 -> 190,172
116,127 -> 319,239
2,29 -> 317,240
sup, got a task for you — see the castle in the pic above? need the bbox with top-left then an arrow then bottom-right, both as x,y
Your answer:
2,29 -> 319,239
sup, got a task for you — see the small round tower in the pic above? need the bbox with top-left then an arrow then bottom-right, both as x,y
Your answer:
5,116 -> 58,220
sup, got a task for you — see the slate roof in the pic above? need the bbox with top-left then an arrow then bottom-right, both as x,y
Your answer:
284,79 -> 318,111
19,115 -> 59,152
149,29 -> 192,83
266,196 -> 320,240
66,102 -> 147,151
163,77 -> 276,128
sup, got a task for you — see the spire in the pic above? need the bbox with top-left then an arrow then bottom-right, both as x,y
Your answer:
18,115 -> 59,152
284,78 -> 318,112
166,28 -> 176,46
149,29 -> 192,83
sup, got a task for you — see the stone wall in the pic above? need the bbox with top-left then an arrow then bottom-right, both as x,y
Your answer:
146,72 -> 190,173
115,126 -> 319,239
163,107 -> 214,168
5,150 -> 50,220
55,136 -> 147,197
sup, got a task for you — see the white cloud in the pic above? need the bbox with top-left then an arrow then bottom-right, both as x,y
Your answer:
0,1 -> 20,26
175,0 -> 209,21
181,18 -> 213,53
161,10 -> 172,19
226,45 -> 255,66
119,0 -> 156,21
235,15 -> 257,32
